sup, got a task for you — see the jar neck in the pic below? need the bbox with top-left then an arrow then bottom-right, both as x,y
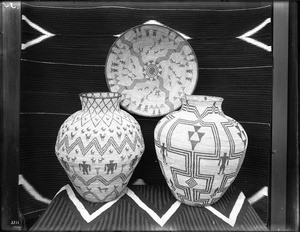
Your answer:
181,95 -> 223,114
79,92 -> 121,114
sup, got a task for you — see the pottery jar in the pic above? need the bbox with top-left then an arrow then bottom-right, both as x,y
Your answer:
154,95 -> 248,206
55,92 -> 145,202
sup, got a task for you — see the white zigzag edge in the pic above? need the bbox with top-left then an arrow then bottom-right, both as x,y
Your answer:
18,174 -> 51,205
22,15 -> 55,50
21,15 -> 270,52
206,192 -> 245,227
19,173 -> 263,228
237,18 -> 271,52
54,185 -> 121,223
126,188 -> 181,226
247,186 -> 268,205
57,184 -> 245,227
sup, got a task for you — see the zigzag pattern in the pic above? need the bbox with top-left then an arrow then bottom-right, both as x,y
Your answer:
82,187 -> 121,202
181,103 -> 225,119
56,132 -> 143,155
53,184 -> 247,227
71,171 -> 132,187
82,190 -> 103,202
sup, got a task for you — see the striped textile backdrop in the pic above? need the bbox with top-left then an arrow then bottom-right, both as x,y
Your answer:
19,1 -> 272,225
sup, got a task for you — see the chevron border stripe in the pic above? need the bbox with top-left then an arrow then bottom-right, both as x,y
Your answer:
126,188 -> 182,227
237,18 -> 271,52
18,174 -> 51,204
247,186 -> 268,205
21,15 -> 55,50
55,184 -> 247,227
205,192 -> 246,227
54,185 -> 122,223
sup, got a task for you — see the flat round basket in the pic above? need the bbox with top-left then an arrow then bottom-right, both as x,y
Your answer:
105,24 -> 198,117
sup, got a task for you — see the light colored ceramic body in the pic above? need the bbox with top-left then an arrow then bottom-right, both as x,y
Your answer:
154,95 -> 248,207
55,92 -> 145,202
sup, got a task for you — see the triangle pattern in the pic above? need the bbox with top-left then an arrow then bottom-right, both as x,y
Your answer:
188,125 -> 205,150
198,132 -> 205,141
237,132 -> 243,140
188,131 -> 194,140
194,126 -> 201,132
190,133 -> 200,142
190,140 -> 198,150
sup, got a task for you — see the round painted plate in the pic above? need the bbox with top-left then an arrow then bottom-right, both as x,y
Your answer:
105,24 -> 198,117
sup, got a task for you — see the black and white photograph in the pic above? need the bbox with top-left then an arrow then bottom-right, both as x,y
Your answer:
1,1 -> 299,231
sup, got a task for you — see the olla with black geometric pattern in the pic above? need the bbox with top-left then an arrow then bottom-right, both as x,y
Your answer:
154,95 -> 248,207
55,92 -> 145,203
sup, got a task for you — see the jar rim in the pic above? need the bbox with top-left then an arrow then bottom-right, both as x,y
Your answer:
79,92 -> 121,99
181,95 -> 224,102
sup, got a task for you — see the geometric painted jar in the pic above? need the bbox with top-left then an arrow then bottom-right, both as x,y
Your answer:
55,92 -> 145,203
154,95 -> 248,207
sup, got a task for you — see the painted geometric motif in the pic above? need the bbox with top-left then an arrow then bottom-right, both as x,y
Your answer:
154,95 -> 248,206
55,93 -> 145,202
105,24 -> 198,117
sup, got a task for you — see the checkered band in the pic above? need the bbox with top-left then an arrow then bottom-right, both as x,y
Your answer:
80,92 -> 121,114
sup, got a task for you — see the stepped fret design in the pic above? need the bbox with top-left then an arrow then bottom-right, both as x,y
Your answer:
155,96 -> 248,206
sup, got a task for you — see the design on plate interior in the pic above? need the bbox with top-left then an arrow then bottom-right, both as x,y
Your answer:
154,95 -> 248,206
106,24 -> 198,117
55,92 -> 145,202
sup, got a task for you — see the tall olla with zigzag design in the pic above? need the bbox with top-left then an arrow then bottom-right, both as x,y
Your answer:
154,95 -> 248,207
55,92 -> 144,203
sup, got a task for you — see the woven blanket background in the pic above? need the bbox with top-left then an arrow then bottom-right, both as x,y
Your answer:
19,2 -> 272,225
